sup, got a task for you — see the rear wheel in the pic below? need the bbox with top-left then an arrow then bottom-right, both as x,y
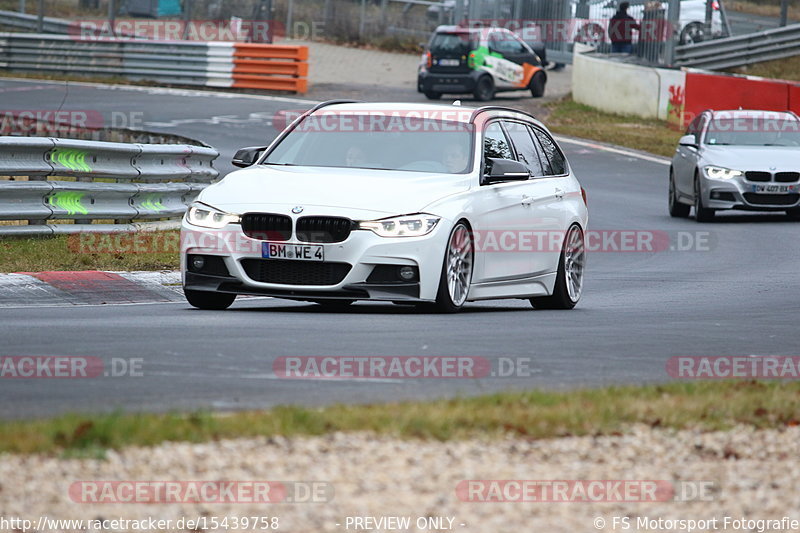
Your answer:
694,175 -> 715,222
669,170 -> 690,218
680,22 -> 706,45
529,70 -> 546,98
184,289 -> 236,310
432,222 -> 473,313
531,224 -> 585,310
577,23 -> 605,46
473,76 -> 494,102
424,91 -> 442,100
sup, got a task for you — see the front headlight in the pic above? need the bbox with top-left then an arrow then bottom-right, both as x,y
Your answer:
704,166 -> 743,180
185,202 -> 240,228
358,214 -> 440,237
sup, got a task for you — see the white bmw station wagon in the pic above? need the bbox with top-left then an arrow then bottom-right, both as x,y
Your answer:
181,101 -> 588,312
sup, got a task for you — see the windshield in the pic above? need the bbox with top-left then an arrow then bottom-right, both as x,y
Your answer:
264,113 -> 475,174
705,118 -> 800,147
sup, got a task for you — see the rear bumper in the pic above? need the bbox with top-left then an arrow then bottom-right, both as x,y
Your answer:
418,70 -> 482,94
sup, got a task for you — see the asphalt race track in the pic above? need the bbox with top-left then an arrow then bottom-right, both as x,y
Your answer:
1,79 -> 798,419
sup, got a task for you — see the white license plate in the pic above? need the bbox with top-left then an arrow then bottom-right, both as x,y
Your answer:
752,184 -> 796,194
438,58 -> 460,66
262,242 -> 324,261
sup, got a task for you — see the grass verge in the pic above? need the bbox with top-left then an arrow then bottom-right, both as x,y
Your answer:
727,55 -> 800,82
545,97 -> 682,158
726,1 -> 798,20
0,231 -> 179,272
1,381 -> 799,455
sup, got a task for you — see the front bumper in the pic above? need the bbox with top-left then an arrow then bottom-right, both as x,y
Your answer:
418,69 -> 482,94
701,176 -> 800,212
181,221 -> 450,302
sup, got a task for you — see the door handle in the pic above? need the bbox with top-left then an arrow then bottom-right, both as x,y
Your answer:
555,188 -> 565,199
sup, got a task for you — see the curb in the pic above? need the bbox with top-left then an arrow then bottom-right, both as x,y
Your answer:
0,270 -> 183,307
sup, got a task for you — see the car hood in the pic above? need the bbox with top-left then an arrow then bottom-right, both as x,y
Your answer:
700,145 -> 800,172
196,165 -> 472,219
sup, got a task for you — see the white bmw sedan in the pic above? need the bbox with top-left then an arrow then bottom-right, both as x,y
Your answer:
181,101 -> 588,312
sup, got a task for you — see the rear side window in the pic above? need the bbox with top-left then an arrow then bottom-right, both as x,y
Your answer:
531,128 -> 567,176
430,33 -> 477,54
503,121 -> 546,177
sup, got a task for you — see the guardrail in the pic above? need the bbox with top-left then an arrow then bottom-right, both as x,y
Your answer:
675,23 -> 800,70
0,32 -> 309,93
0,137 -> 219,236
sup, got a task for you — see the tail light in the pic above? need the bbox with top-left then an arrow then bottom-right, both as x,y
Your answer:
581,187 -> 588,206
425,51 -> 432,69
711,1 -> 719,9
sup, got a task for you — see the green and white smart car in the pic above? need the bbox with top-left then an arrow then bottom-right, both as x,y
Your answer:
417,25 -> 547,102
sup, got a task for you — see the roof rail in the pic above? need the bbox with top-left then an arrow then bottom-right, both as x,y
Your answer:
469,106 -> 538,123
307,99 -> 362,114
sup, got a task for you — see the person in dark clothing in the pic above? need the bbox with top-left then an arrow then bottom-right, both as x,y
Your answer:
609,2 -> 641,54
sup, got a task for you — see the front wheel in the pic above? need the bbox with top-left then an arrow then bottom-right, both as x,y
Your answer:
786,208 -> 800,220
529,70 -> 546,98
669,171 -> 690,218
531,224 -> 585,310
424,91 -> 442,100
184,289 -> 236,310
694,176 -> 715,222
473,76 -> 494,102
432,222 -> 474,313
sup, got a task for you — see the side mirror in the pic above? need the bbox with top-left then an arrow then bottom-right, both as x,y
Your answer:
232,146 -> 267,168
483,158 -> 530,184
678,134 -> 698,148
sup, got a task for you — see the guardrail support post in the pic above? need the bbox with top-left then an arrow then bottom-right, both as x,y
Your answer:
780,0 -> 789,27
36,0 -> 43,32
665,0 -> 680,66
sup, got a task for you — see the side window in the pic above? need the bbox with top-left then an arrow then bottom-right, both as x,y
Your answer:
483,122 -> 514,174
503,121 -> 545,177
531,128 -> 567,176
489,32 -> 525,55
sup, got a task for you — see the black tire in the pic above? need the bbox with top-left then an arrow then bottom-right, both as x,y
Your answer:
531,225 -> 585,310
529,70 -> 546,98
311,299 -> 355,309
577,23 -> 605,45
680,22 -> 706,45
694,175 -> 715,222
184,289 -> 236,310
786,208 -> 800,220
431,222 -> 474,313
424,91 -> 442,100
473,76 -> 494,102
669,170 -> 690,218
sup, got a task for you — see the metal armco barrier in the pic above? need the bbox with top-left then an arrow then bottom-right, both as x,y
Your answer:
0,137 -> 219,235
0,32 -> 309,93
675,23 -> 800,70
